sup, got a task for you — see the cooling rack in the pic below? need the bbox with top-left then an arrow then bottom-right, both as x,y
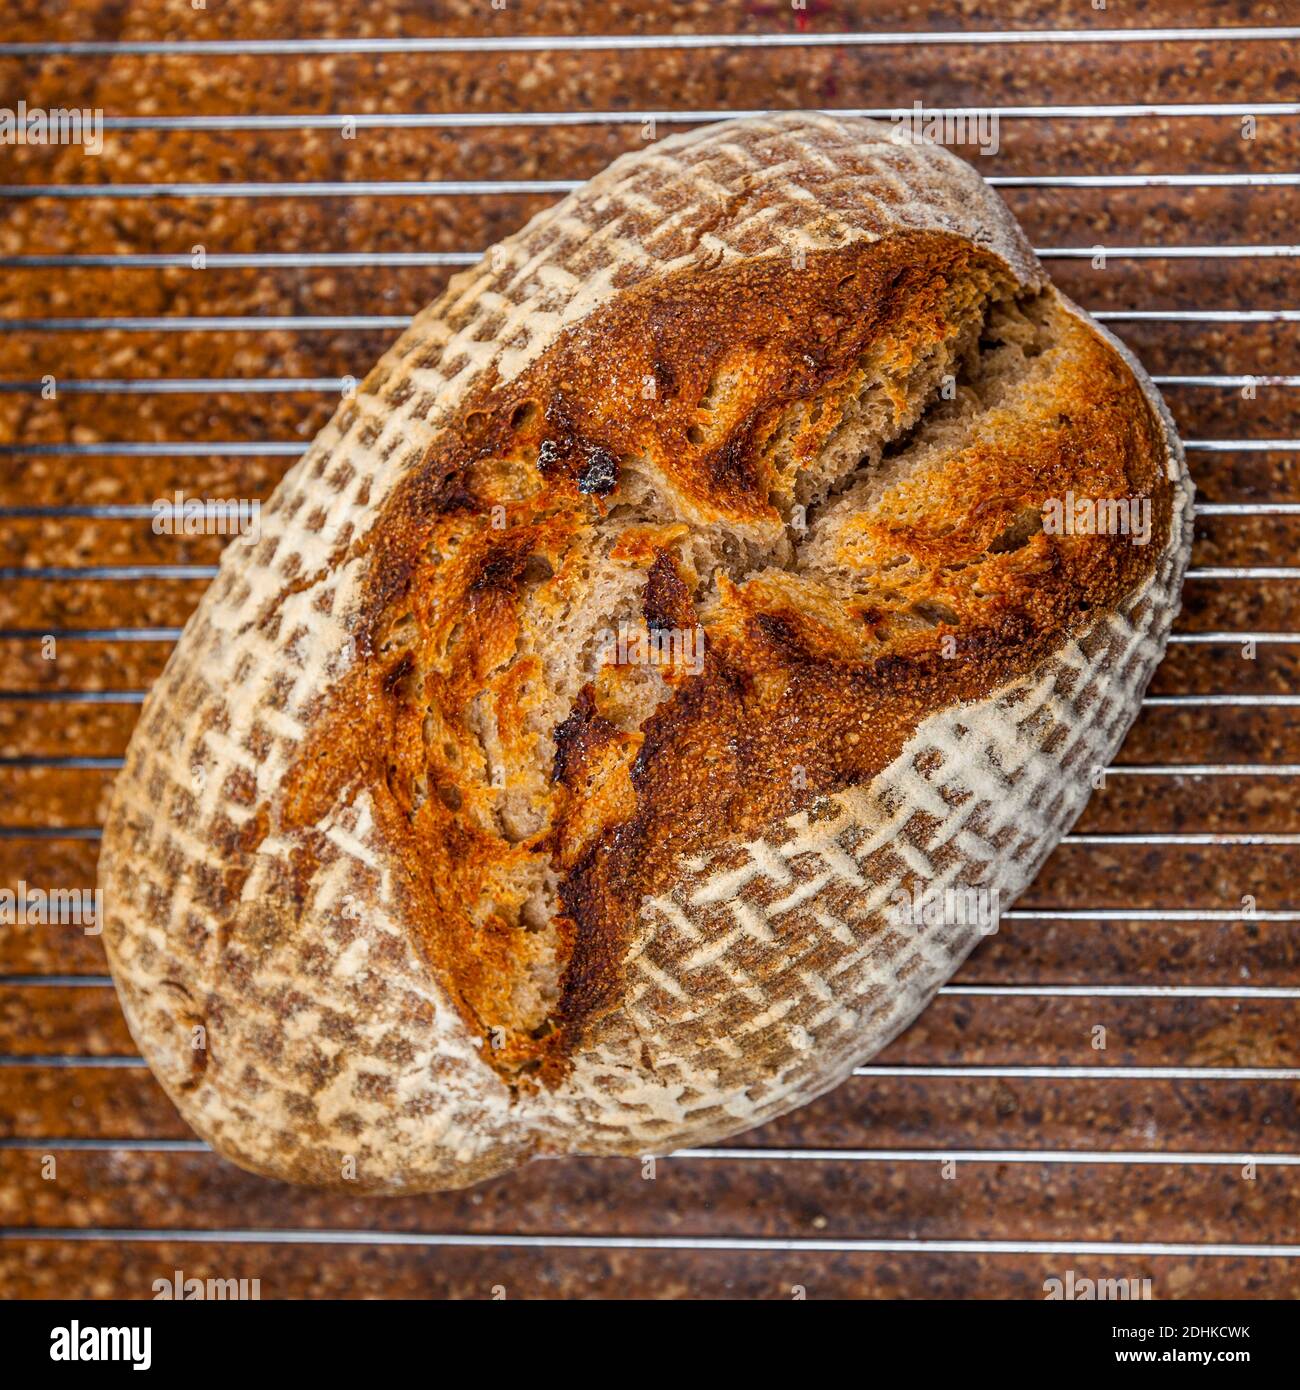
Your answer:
0,2 -> 1297,1299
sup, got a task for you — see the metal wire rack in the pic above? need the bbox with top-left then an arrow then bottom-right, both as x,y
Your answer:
0,9 -> 1297,1298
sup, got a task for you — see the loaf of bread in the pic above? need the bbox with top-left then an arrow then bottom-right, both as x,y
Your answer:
99,112 -> 1193,1191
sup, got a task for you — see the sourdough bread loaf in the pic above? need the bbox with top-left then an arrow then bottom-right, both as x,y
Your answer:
99,112 -> 1193,1191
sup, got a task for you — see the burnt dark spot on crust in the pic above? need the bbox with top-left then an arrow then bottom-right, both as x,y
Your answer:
708,419 -> 763,494
753,611 -> 819,664
467,542 -> 531,596
551,687 -> 621,789
427,474 -> 478,516
641,551 -> 695,633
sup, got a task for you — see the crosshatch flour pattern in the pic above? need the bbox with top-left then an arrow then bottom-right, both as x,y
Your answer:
98,113 -> 1195,1191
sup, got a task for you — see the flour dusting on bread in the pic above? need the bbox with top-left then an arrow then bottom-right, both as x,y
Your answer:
99,113 -> 1192,1191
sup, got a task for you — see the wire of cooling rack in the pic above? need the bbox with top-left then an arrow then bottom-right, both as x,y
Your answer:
0,21 -> 1298,1288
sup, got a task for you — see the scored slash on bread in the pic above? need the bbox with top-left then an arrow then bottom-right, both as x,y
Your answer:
99,113 -> 1193,1191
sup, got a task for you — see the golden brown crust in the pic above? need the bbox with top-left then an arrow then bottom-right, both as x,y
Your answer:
276,231 -> 1173,1087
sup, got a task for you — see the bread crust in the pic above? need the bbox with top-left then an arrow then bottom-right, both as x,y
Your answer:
99,113 -> 1193,1191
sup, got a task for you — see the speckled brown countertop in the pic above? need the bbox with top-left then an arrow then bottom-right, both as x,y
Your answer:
0,0 -> 1298,1300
